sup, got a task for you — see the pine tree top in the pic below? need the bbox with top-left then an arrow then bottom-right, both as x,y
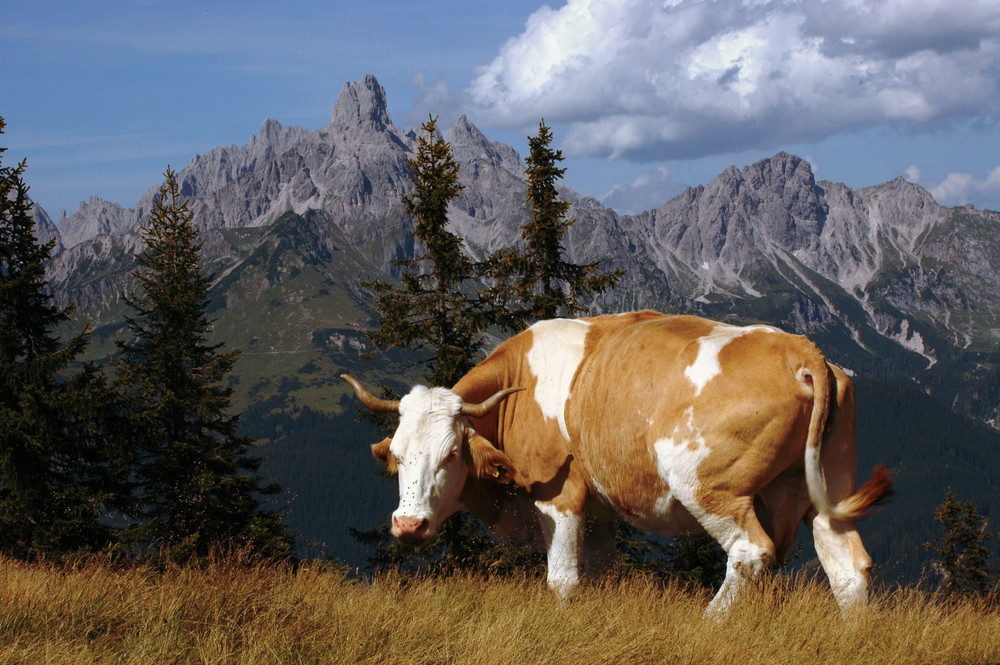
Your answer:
367,116 -> 485,387
481,119 -> 624,330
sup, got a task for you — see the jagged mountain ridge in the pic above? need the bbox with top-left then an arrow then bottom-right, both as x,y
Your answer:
38,74 -> 1000,424
621,153 -> 999,382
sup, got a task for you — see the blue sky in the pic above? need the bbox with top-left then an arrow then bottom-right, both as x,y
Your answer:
3,0 -> 1000,219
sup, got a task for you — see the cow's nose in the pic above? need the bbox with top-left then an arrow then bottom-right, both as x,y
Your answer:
392,515 -> 430,542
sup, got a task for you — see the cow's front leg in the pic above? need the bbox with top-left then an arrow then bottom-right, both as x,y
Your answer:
536,501 -> 583,601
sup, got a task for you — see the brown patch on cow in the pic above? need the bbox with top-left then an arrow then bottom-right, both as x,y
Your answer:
451,312 -> 672,508
371,437 -> 396,474
455,325 -> 580,495
817,363 -> 858,499
522,456 -> 575,503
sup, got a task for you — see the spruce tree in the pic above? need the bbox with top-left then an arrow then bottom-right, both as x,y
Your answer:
366,116 -> 485,387
116,167 -> 290,559
361,117 -> 512,573
0,117 -> 129,558
924,489 -> 997,594
483,119 -> 624,332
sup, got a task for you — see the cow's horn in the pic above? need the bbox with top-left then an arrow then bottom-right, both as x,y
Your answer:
341,374 -> 400,412
460,386 -> 525,418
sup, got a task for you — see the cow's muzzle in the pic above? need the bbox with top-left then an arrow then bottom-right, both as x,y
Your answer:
392,515 -> 431,544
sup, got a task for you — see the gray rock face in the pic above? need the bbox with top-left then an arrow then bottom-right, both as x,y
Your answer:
174,119 -> 312,202
330,74 -> 393,133
446,115 -> 522,177
620,151 -> 982,310
35,74 -> 1000,422
629,153 -> 832,288
28,197 -> 61,253
57,197 -> 134,249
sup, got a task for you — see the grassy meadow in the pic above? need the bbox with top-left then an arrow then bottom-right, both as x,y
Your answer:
1,555 -> 998,665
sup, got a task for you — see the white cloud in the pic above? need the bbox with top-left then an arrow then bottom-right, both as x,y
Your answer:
929,166 -> 1000,208
466,0 -> 1000,161
904,164 -> 922,183
406,73 -> 464,128
601,166 -> 689,214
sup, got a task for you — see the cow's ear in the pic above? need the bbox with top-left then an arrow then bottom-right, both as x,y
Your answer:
371,437 -> 397,474
465,434 -> 525,488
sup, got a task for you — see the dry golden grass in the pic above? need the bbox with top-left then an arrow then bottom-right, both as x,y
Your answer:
0,555 -> 997,665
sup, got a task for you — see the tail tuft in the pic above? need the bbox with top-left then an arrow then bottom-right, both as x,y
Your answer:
829,465 -> 894,521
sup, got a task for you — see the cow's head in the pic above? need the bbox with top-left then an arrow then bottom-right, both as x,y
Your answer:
342,374 -> 524,545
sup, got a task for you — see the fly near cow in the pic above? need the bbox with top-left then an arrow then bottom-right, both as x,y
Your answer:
343,311 -> 892,614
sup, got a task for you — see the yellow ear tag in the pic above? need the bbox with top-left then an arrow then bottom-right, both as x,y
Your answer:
491,468 -> 500,478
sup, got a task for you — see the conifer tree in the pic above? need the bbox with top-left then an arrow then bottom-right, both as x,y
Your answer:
361,116 -> 519,573
116,167 -> 290,559
0,117 -> 129,557
924,488 -> 997,594
484,120 -> 624,331
366,116 -> 485,387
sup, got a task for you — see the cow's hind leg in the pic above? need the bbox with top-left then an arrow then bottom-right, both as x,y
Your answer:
702,499 -> 777,616
807,511 -> 872,612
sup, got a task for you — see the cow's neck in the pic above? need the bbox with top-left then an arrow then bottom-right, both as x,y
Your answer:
451,358 -> 511,445
458,477 -> 540,547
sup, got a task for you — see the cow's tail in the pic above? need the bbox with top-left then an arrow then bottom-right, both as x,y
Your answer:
802,361 -> 893,521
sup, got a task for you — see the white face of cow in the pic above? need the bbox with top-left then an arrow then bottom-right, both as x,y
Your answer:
386,386 -> 469,544
341,373 -> 524,546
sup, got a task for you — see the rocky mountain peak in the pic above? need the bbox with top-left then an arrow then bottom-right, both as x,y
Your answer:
741,152 -> 826,246
257,118 -> 284,144
28,197 -> 61,253
446,115 -> 522,175
862,176 -> 944,249
742,153 -> 819,206
656,152 -> 826,269
329,74 -> 392,133
447,115 -> 488,150
57,196 -> 133,249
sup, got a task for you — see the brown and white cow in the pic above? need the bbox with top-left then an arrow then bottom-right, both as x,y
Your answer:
344,311 -> 892,613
